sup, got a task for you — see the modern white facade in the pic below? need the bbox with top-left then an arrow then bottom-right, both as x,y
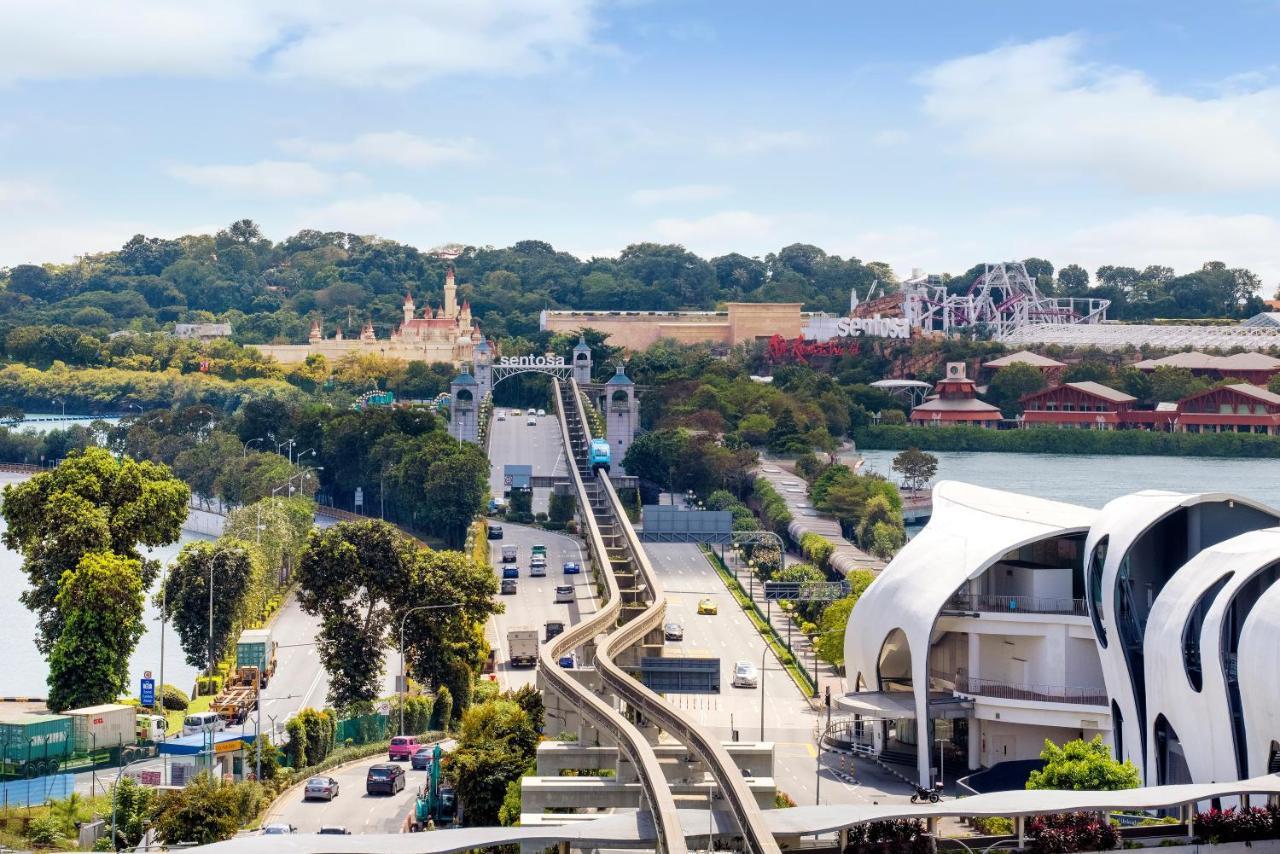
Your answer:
842,480 -> 1280,789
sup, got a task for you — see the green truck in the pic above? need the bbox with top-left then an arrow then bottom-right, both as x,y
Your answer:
410,743 -> 457,830
0,715 -> 73,777
236,628 -> 278,688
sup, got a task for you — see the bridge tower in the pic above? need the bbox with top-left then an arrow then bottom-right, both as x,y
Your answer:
450,368 -> 479,444
473,335 -> 493,399
572,336 -> 593,384
604,364 -> 637,474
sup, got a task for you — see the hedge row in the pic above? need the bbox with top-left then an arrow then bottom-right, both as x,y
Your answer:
799,532 -> 834,571
752,478 -> 793,538
854,425 -> 1280,458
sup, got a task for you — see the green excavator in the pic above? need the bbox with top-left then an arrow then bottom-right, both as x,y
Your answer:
411,743 -> 457,831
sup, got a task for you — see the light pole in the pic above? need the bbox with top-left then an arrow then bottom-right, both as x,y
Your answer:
759,646 -> 768,741
253,694 -> 298,782
398,603 -> 462,735
242,437 -> 265,458
275,438 -> 295,460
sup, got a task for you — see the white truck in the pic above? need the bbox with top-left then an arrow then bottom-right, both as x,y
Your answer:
507,627 -> 539,668
501,545 -> 518,563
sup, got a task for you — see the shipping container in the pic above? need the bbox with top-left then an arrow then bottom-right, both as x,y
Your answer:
0,715 -> 73,769
236,628 -> 278,687
64,704 -> 137,753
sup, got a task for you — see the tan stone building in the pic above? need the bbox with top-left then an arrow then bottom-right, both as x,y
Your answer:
253,268 -> 480,366
539,302 -> 804,350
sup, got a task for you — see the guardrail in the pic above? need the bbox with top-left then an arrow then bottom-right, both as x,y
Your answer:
540,380 -> 686,854
953,674 -> 1107,706
554,378 -> 781,854
945,593 -> 1088,616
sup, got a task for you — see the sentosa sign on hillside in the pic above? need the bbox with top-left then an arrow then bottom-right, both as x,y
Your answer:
803,314 -> 911,341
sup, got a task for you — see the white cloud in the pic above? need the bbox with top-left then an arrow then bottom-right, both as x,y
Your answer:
297,192 -> 443,238
1058,209 -> 1280,286
628,184 -> 728,205
0,1 -> 602,86
920,34 -> 1280,191
167,160 -> 343,198
0,220 -> 218,267
279,131 -> 480,169
651,210 -> 776,255
710,130 -> 814,156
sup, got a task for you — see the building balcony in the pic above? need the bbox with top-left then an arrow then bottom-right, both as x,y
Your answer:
954,674 -> 1107,707
946,592 -> 1087,616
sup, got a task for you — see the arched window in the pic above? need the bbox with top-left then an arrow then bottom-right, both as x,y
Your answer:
1111,701 -> 1124,763
876,629 -> 912,691
1153,714 -> 1192,785
1181,572 -> 1232,692
1088,536 -> 1109,648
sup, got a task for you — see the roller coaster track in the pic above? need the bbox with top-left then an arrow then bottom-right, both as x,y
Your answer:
541,379 -> 780,854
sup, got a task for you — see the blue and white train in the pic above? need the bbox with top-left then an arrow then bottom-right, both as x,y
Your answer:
588,438 -> 611,472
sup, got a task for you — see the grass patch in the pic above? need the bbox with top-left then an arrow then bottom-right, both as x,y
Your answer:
700,546 -> 817,699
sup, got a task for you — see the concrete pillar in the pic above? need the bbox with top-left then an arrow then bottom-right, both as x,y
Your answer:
450,369 -> 479,444
572,337 -> 592,385
473,338 -> 493,399
1016,815 -> 1025,849
969,717 -> 981,771
838,827 -> 849,852
604,364 -> 636,474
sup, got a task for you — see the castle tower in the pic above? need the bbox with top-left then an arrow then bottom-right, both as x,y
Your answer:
572,336 -> 593,384
443,266 -> 458,320
473,335 -> 493,399
309,319 -> 322,342
605,364 -> 637,474
449,368 -> 479,444
460,300 -> 472,327
403,293 -> 415,325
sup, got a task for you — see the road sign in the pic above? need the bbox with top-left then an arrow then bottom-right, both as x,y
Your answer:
355,487 -> 364,509
377,702 -> 391,715
143,670 -> 152,679
140,678 -> 156,706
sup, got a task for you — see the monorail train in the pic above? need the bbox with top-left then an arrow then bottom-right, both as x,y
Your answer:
589,438 -> 611,472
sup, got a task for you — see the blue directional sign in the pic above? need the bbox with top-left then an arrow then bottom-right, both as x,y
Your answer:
140,678 -> 156,707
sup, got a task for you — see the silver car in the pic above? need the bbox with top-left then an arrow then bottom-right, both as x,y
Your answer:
663,621 -> 684,641
304,775 -> 340,801
732,661 -> 759,688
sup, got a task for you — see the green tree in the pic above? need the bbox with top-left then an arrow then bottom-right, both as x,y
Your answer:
890,447 -> 937,493
47,552 -> 146,712
766,408 -> 807,454
1149,366 -> 1209,403
1,448 -> 188,654
815,570 -> 876,667
446,699 -> 539,825
986,362 -> 1046,416
149,773 -> 245,845
738,413 -> 775,446
160,540 -> 257,671
621,429 -> 686,490
109,776 -> 156,847
1025,736 -> 1140,791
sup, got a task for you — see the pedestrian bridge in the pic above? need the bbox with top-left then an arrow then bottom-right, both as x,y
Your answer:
195,774 -> 1280,852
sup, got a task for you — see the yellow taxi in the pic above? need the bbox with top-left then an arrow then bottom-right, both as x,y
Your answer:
696,598 -> 718,615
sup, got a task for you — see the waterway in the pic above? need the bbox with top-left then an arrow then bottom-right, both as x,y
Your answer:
858,449 -> 1280,510
0,471 -> 205,699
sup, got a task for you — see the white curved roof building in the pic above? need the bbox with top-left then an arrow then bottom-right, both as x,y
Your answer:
842,480 -> 1280,789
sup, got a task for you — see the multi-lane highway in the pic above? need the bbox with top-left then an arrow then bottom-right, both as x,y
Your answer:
263,738 -> 456,834
487,407 -> 568,514
483,523 -> 597,693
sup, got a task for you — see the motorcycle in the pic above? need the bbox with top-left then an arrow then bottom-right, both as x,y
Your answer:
910,783 -> 942,804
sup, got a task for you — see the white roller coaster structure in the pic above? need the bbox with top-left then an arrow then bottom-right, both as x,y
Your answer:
901,262 -> 1110,338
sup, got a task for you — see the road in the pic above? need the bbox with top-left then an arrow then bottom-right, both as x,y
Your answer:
643,542 -> 912,808
487,408 -> 568,514
264,738 -> 455,834
483,523 -> 597,695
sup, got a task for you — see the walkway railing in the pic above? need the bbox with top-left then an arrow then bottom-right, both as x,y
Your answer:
946,592 -> 1087,616
954,674 -> 1107,706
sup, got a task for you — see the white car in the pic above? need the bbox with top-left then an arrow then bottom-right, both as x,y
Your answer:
527,408 -> 536,416
526,416 -> 537,426
536,408 -> 545,417
496,410 -> 506,421
732,661 -> 759,688
530,563 -> 547,577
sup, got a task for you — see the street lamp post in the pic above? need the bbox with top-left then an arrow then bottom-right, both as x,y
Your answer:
399,603 -> 462,735
254,694 -> 298,782
242,437 -> 265,458
759,646 -> 768,741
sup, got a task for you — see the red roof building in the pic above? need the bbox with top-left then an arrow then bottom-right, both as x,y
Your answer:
1019,381 -> 1136,429
910,362 -> 1002,428
1132,351 -> 1280,386
982,350 -> 1067,386
1172,383 -> 1280,434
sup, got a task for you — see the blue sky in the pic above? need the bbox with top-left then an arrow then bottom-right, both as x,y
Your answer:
3,0 -> 1280,285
